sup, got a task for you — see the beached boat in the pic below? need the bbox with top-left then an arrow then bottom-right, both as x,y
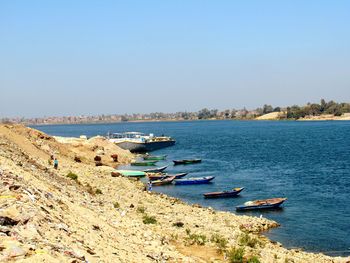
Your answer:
236,197 -> 287,211
148,172 -> 188,181
131,160 -> 158,166
151,176 -> 176,186
174,176 -> 215,185
143,165 -> 168,173
143,155 -> 167,160
203,187 -> 244,198
108,132 -> 175,153
116,170 -> 146,178
173,159 -> 202,165
167,172 -> 188,179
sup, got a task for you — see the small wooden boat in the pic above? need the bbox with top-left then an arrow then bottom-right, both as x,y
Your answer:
204,187 -> 244,198
174,176 -> 215,185
143,165 -> 168,173
143,155 -> 167,160
151,176 -> 176,186
131,160 -> 158,166
116,170 -> 146,178
173,159 -> 202,165
168,172 -> 188,179
236,197 -> 287,211
148,172 -> 188,181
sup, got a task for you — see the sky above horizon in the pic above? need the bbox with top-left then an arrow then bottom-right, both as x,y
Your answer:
1,0 -> 350,118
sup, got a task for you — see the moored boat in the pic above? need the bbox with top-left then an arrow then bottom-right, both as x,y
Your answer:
236,197 -> 287,211
167,172 -> 188,179
151,176 -> 176,186
148,172 -> 188,181
143,165 -> 168,173
131,160 -> 158,166
116,170 -> 146,178
204,187 -> 244,198
174,176 -> 215,185
108,132 -> 175,153
173,159 -> 202,165
143,155 -> 167,160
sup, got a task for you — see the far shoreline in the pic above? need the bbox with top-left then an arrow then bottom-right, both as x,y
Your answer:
28,117 -> 350,127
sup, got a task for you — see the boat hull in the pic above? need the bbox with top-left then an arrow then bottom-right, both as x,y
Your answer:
131,161 -> 157,166
151,176 -> 175,186
148,173 -> 188,181
116,170 -> 146,178
236,198 -> 286,211
143,155 -> 167,160
174,176 -> 215,185
204,188 -> 244,198
173,159 -> 202,165
116,140 -> 175,153
143,166 -> 168,173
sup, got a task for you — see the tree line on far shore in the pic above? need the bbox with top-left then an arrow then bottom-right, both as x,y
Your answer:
285,99 -> 350,119
194,99 -> 350,120
1,99 -> 350,125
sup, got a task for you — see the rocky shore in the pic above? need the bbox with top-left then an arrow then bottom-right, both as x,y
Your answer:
0,124 -> 349,262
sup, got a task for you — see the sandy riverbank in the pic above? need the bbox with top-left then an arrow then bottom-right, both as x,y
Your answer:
0,124 -> 349,262
255,112 -> 350,121
255,112 -> 285,120
298,113 -> 350,121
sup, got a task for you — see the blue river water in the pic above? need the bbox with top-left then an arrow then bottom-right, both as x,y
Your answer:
33,120 -> 350,256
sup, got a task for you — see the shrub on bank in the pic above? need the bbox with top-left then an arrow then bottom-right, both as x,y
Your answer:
185,229 -> 207,245
172,222 -> 184,228
210,233 -> 228,254
66,172 -> 78,181
239,233 -> 260,248
137,206 -> 145,213
142,214 -> 157,224
247,256 -> 261,263
227,247 -> 244,263
85,183 -> 95,195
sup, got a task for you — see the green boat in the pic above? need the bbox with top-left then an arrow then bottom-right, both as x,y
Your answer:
143,155 -> 167,161
117,170 -> 146,177
131,160 -> 158,166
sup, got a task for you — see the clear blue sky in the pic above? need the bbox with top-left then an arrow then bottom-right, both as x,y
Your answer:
1,0 -> 349,118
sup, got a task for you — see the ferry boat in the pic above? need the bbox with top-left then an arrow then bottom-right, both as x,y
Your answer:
108,132 -> 175,152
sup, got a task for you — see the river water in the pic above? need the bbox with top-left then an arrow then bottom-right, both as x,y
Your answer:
33,120 -> 350,256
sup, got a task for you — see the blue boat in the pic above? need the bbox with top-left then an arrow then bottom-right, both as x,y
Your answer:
236,198 -> 287,211
174,176 -> 215,185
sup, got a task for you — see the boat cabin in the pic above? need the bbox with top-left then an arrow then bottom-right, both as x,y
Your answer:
109,132 -> 145,139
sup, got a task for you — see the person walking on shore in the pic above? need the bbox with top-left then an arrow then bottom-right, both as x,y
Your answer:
53,158 -> 58,169
147,180 -> 152,192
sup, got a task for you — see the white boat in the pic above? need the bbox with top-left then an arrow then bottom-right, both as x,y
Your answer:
108,132 -> 175,152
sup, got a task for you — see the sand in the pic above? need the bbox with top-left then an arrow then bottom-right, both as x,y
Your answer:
298,113 -> 350,121
255,112 -> 285,120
